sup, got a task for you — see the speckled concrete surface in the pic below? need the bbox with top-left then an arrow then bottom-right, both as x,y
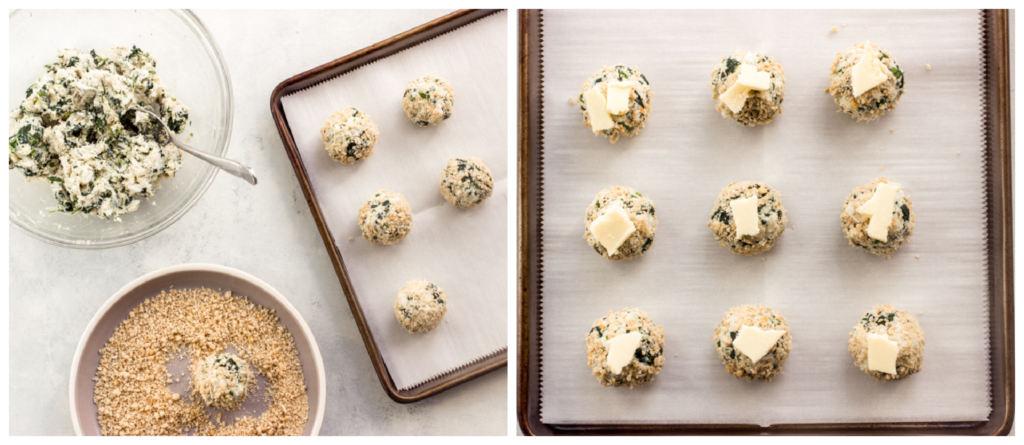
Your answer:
8,9 -> 506,436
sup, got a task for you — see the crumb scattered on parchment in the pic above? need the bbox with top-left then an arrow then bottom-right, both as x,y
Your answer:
830,26 -> 838,32
674,354 -> 678,358
569,97 -> 577,105
915,255 -> 920,259
92,287 -> 309,436
957,151 -> 961,156
349,237 -> 354,242
926,64 -> 932,70
889,128 -> 895,133
880,166 -> 885,171
762,258 -> 767,262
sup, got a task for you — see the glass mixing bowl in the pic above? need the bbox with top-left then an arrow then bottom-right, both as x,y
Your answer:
9,9 -> 233,248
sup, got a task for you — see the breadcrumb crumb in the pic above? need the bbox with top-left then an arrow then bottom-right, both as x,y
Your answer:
926,64 -> 932,70
830,26 -> 838,32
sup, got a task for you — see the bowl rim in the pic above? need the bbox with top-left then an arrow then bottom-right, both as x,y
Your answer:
68,263 -> 326,436
8,9 -> 235,250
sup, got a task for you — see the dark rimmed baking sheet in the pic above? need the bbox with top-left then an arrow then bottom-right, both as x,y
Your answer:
517,9 -> 1014,434
271,9 -> 507,403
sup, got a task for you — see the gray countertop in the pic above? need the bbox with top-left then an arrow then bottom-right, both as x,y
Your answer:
9,9 -> 506,436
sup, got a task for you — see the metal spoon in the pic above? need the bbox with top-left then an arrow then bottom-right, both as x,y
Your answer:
133,106 -> 257,185
76,85 -> 256,185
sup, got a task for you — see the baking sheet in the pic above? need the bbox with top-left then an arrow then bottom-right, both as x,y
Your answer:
280,10 -> 507,391
538,9 -> 990,425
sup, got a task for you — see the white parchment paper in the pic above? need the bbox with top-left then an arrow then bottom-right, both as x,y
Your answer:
281,11 -> 507,390
539,10 -> 990,425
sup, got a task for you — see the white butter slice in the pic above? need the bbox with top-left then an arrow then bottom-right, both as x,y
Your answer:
733,325 -> 786,363
719,63 -> 771,114
606,331 -> 643,374
605,80 -> 633,116
729,195 -> 760,239
857,182 -> 901,242
584,88 -> 615,133
719,82 -> 750,113
590,201 -> 636,256
851,51 -> 890,97
867,332 -> 899,375
736,63 -> 771,91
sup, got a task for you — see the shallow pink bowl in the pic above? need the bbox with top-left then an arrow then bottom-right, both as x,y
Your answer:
69,264 -> 326,436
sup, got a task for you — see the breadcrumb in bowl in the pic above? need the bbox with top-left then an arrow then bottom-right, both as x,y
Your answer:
70,264 -> 325,436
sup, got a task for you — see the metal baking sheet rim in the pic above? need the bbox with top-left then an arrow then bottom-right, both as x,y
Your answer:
270,9 -> 508,404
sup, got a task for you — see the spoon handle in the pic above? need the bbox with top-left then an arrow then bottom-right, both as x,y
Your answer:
171,135 -> 258,185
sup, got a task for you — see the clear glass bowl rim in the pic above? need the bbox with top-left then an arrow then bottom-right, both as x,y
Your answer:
7,9 -> 234,249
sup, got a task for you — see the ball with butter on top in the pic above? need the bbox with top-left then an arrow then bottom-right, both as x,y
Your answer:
848,303 -> 925,381
585,308 -> 665,388
583,186 -> 657,261
709,50 -> 786,126
577,65 -> 652,144
827,41 -> 905,121
708,181 -> 788,256
840,177 -> 915,257
712,304 -> 792,382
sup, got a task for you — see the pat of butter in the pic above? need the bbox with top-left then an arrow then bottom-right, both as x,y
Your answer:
590,201 -> 636,256
605,80 -> 633,116
584,88 -> 615,133
851,51 -> 890,97
719,82 -> 750,113
606,331 -> 643,374
857,182 -> 901,242
733,325 -> 786,363
729,195 -> 760,239
867,332 -> 899,375
720,63 -> 770,114
736,63 -> 771,91
719,63 -> 770,114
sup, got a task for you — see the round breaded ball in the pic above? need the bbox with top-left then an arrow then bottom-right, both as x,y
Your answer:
192,353 -> 253,411
358,190 -> 413,245
841,178 -> 915,257
708,181 -> 788,256
320,107 -> 380,164
709,51 -> 786,126
577,65 -> 652,143
440,157 -> 493,209
827,41 -> 905,121
402,75 -> 454,127
584,186 -> 658,261
713,304 -> 792,382
848,304 -> 925,381
585,308 -> 665,388
394,279 -> 448,334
